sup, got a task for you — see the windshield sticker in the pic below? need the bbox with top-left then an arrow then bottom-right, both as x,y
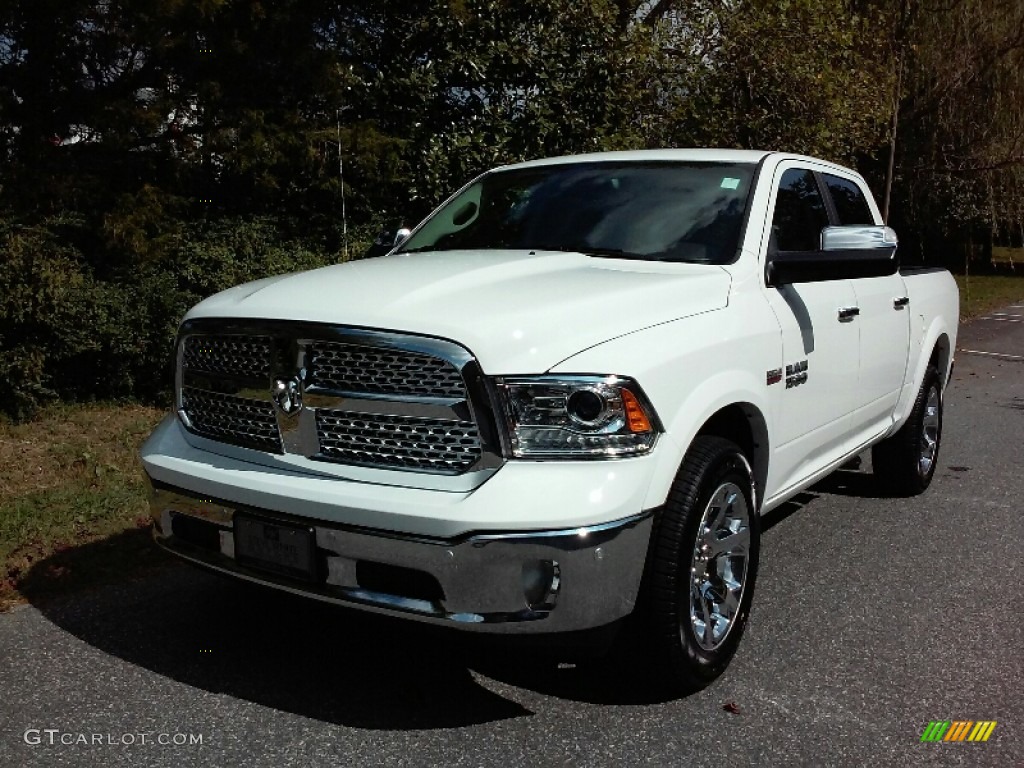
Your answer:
721,177 -> 741,190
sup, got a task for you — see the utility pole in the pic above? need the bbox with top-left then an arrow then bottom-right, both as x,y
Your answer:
883,56 -> 904,225
337,109 -> 349,261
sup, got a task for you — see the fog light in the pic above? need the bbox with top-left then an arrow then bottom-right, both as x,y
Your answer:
521,559 -> 560,609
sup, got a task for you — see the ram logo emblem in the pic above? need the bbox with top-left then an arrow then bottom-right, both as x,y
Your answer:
272,375 -> 303,416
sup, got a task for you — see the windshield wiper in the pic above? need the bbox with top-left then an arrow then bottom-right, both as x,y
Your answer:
541,246 -> 646,260
400,245 -> 646,259
399,245 -> 448,253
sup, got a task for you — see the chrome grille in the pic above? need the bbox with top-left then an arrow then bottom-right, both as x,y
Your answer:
316,410 -> 482,473
181,386 -> 282,452
176,325 -> 495,476
309,342 -> 466,399
182,335 -> 271,379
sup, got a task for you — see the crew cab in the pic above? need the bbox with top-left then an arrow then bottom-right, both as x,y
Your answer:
140,149 -> 959,691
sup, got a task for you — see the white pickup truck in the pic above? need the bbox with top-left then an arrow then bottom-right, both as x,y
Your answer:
141,149 -> 959,691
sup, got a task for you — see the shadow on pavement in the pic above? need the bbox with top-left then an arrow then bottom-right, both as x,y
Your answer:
809,469 -> 892,499
466,644 -> 679,706
760,491 -> 819,531
23,529 -> 677,729
760,466 -> 891,521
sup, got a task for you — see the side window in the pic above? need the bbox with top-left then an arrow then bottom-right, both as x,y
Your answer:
771,169 -> 830,252
823,174 -> 875,225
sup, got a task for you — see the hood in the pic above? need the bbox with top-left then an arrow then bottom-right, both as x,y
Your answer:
185,250 -> 731,373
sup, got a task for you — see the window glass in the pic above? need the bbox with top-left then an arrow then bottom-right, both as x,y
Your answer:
771,169 -> 829,252
824,174 -> 875,225
399,162 -> 756,264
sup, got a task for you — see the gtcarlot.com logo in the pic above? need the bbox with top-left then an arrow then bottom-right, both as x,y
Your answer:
24,729 -> 204,747
920,720 -> 997,743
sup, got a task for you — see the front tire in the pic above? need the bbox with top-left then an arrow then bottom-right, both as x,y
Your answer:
872,365 -> 943,496
645,436 -> 760,694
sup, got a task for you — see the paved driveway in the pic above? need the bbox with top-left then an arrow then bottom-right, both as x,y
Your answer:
1,309 -> 1021,767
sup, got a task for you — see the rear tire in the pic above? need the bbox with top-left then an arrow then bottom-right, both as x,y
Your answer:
644,436 -> 760,694
872,366 -> 943,496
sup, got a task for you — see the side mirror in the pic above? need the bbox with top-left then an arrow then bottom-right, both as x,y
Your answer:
767,225 -> 899,285
821,225 -> 898,252
363,226 -> 412,258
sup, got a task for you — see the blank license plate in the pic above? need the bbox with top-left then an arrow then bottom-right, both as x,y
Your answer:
234,515 -> 316,582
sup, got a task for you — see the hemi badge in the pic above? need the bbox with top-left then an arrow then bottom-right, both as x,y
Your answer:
766,368 -> 783,386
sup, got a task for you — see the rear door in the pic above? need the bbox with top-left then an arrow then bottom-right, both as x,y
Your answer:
821,172 -> 911,436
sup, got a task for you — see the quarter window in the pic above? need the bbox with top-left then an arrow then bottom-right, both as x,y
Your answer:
823,174 -> 875,225
771,169 -> 829,252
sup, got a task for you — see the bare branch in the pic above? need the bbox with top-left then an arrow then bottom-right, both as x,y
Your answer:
642,0 -> 681,27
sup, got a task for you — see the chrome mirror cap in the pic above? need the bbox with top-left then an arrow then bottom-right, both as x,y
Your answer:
821,225 -> 898,251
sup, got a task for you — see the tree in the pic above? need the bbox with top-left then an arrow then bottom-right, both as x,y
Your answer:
883,0 -> 1024,265
641,0 -> 895,163
0,0 -> 1020,416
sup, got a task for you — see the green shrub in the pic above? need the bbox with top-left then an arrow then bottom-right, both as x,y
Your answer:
0,215 -> 338,420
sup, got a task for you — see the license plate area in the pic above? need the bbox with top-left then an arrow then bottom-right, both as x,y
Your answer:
234,514 -> 317,582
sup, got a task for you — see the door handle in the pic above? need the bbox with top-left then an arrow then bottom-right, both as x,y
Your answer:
837,306 -> 860,322
893,296 -> 910,309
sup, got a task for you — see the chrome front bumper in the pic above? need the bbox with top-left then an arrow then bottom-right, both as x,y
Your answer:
148,480 -> 654,634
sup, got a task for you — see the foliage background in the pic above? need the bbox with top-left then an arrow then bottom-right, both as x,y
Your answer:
1,0 -> 1022,418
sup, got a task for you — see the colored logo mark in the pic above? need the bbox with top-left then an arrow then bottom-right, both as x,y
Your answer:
920,721 -> 997,742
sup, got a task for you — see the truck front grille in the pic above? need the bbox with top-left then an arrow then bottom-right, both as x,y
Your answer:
308,342 -> 466,399
180,386 -> 283,453
315,410 -> 482,473
176,324 -> 493,475
182,335 -> 271,379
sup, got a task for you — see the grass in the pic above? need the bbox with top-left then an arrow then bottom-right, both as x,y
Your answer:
955,273 -> 1024,319
0,403 -> 169,610
1,271 -> 1021,610
992,246 -> 1022,265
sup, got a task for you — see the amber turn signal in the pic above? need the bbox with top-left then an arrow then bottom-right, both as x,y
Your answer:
621,389 -> 652,433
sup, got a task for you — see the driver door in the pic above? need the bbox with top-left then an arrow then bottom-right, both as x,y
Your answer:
762,166 -> 862,495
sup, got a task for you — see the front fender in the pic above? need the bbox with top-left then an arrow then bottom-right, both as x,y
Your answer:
641,373 -> 771,512
549,300 -> 780,513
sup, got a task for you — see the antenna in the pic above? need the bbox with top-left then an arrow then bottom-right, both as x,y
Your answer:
336,109 -> 348,260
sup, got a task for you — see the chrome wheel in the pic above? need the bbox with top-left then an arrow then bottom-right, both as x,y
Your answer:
688,482 -> 751,651
919,385 -> 940,476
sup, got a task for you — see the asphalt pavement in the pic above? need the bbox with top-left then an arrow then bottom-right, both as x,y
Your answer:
1,306 -> 1022,768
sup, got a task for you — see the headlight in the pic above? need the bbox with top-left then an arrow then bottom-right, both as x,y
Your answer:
494,375 -> 660,458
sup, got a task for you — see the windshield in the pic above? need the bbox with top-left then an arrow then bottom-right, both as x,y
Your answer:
399,161 -> 756,264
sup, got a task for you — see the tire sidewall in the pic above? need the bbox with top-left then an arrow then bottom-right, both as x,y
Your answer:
872,364 -> 945,495
650,438 -> 761,689
916,371 -> 943,487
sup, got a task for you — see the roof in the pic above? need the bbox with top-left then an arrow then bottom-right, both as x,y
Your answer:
499,148 -> 773,170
